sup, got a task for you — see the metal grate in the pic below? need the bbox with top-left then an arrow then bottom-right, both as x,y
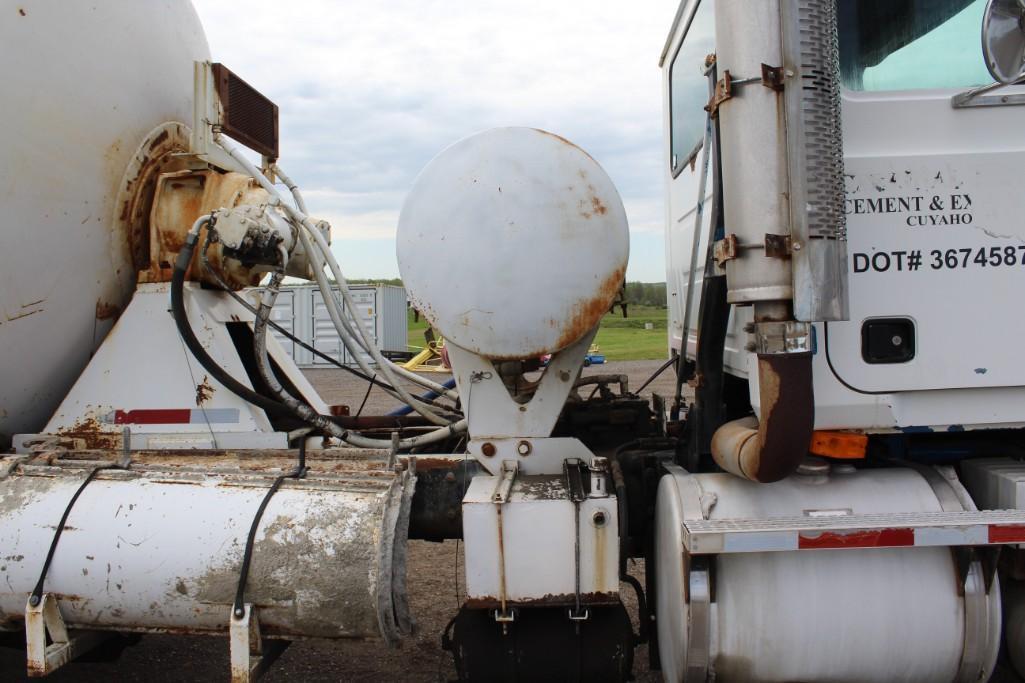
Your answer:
795,0 -> 846,241
212,63 -> 279,159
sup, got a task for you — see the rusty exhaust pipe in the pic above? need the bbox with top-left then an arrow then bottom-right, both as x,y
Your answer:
711,309 -> 814,483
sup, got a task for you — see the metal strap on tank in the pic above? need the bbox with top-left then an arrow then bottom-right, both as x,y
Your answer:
665,465 -> 714,681
232,441 -> 308,619
28,452 -> 131,607
565,458 -> 591,624
28,467 -> 102,607
915,464 -> 996,683
686,558 -> 712,682
955,558 -> 992,683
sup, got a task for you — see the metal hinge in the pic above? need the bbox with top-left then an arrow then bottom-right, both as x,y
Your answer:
713,234 -> 738,267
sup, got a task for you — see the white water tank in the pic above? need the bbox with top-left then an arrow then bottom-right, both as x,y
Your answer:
0,1 -> 209,448
396,127 -> 629,361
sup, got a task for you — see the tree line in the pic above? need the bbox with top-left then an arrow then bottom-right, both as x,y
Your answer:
342,279 -> 667,308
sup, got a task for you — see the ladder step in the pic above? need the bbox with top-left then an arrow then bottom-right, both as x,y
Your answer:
682,509 -> 1025,555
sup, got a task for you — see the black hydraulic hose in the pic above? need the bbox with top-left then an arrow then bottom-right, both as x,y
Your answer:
636,355 -> 678,396
171,230 -> 293,418
197,236 -> 460,414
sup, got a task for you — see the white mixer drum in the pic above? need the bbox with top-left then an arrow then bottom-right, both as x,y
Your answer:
396,127 -> 629,361
0,1 -> 209,448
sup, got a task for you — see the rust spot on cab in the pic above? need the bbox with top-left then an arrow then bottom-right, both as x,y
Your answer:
95,300 -> 120,321
554,265 -> 625,351
590,196 -> 607,216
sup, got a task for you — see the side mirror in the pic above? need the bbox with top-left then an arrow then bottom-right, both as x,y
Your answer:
982,0 -> 1025,84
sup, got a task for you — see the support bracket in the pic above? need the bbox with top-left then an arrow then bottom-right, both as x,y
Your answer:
25,593 -> 109,677
229,604 -> 289,683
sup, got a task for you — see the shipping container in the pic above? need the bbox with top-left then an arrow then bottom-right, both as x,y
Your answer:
264,284 -> 408,367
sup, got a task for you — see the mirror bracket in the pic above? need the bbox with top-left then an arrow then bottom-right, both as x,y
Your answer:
952,76 -> 1025,108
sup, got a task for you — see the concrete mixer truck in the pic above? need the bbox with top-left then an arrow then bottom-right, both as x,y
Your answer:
4,0 -> 1025,681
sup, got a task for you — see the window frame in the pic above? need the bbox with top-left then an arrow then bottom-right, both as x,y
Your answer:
668,0 -> 714,179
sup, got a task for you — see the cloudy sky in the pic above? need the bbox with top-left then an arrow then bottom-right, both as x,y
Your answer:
192,1 -> 680,283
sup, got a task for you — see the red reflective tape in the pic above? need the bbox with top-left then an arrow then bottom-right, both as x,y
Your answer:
798,527 -> 915,549
114,409 -> 192,424
989,524 -> 1025,544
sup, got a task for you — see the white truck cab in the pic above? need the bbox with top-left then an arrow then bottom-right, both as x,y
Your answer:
663,0 -> 1025,431
655,2 -> 1025,680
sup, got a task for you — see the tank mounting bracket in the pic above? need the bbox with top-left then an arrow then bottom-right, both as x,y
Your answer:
230,603 -> 290,683
25,593 -> 110,677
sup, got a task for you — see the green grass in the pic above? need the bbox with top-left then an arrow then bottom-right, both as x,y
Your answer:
406,305 -> 670,361
592,305 -> 669,361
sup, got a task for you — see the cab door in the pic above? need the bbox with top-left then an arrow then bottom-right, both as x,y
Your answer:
826,0 -> 1025,393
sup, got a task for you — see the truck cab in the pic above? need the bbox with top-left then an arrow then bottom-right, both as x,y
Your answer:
655,1 -> 1025,680
663,0 -> 1025,432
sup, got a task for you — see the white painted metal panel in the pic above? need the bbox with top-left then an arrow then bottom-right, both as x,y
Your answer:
0,1 -> 210,449
462,473 -> 619,603
311,290 -> 345,366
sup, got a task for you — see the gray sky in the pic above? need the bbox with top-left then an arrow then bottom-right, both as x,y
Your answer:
192,1 -> 680,282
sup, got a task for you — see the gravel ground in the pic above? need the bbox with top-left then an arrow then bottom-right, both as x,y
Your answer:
0,359 -> 677,682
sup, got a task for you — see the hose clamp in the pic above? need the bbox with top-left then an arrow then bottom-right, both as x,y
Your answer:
752,321 -> 812,355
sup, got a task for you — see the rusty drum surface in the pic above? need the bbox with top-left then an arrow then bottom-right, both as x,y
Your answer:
0,451 -> 415,642
0,1 -> 209,449
396,127 -> 629,361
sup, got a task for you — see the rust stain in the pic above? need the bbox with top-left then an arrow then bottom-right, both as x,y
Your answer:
534,129 -> 575,147
464,591 -> 619,609
195,376 -> 214,406
54,417 -> 119,450
17,7 -> 25,16
554,265 -> 626,351
590,195 -> 607,216
148,129 -> 170,150
95,300 -> 121,321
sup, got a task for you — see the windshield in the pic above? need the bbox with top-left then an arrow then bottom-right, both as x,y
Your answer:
838,0 -> 992,91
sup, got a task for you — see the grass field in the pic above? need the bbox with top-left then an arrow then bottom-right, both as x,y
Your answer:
407,305 -> 670,361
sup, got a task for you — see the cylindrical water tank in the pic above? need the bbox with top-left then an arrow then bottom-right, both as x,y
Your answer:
396,127 -> 629,361
0,1 -> 209,448
0,454 -> 410,640
655,465 -> 1001,682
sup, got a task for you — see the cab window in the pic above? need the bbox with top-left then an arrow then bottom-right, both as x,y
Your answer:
839,0 -> 992,91
669,0 -> 715,177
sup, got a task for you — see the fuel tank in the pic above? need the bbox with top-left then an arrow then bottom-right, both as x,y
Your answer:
0,1 -> 209,449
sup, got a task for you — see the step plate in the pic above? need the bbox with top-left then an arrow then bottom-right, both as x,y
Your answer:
683,509 -> 1025,554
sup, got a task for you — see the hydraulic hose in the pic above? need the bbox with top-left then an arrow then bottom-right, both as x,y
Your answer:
217,136 -> 459,418
170,217 -> 293,419
177,219 -> 465,450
